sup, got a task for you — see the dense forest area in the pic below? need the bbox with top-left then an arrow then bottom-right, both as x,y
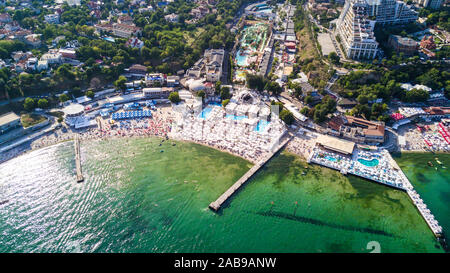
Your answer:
0,0 -> 256,99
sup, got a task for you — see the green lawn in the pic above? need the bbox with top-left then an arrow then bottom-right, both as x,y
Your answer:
21,114 -> 47,128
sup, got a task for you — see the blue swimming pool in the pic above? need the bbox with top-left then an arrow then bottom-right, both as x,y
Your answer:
103,37 -> 115,42
226,114 -> 248,121
258,8 -> 272,13
358,158 -> 379,167
236,50 -> 249,67
255,4 -> 269,10
198,107 -> 213,119
325,156 -> 338,162
208,102 -> 222,107
254,120 -> 270,132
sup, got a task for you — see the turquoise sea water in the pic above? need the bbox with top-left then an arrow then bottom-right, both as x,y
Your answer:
0,138 -> 446,253
394,152 -> 450,246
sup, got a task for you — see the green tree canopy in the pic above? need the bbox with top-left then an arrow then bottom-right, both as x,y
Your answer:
168,91 -> 181,104
196,90 -> 206,100
37,98 -> 49,109
59,93 -> 70,103
405,88 -> 430,103
24,97 -> 36,112
246,73 -> 266,92
220,86 -> 231,100
85,90 -> 95,99
114,76 -> 127,92
265,81 -> 282,96
222,99 -> 230,107
279,109 -> 295,125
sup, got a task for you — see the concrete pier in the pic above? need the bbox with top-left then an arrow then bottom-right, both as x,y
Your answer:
309,148 -> 442,238
209,136 -> 292,212
74,135 -> 84,182
386,153 -> 443,238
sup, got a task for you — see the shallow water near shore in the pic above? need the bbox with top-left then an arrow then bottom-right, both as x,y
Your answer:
393,152 -> 450,248
0,138 -> 445,252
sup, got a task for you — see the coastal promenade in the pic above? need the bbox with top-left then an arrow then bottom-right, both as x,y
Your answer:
0,121 -> 55,154
209,136 -> 292,212
74,135 -> 84,182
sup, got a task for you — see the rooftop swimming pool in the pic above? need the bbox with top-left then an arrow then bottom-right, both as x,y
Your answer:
198,107 -> 213,119
226,114 -> 248,121
325,156 -> 338,162
254,120 -> 270,133
198,103 -> 222,119
358,158 -> 379,167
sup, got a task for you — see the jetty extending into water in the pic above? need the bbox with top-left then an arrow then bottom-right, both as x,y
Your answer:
308,145 -> 443,238
209,136 -> 292,212
74,135 -> 84,182
385,153 -> 443,238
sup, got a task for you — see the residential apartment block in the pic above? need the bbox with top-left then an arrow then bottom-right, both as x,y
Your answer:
112,23 -> 142,38
335,0 -> 379,59
94,22 -> 142,38
388,35 -> 418,56
335,0 -> 417,60
366,0 -> 418,25
328,115 -> 386,144
44,13 -> 60,24
186,49 -> 224,82
413,0 -> 442,9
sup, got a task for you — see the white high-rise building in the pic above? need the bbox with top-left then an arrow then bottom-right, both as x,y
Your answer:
429,0 -> 443,9
414,0 -> 442,9
335,0 -> 418,60
366,0 -> 418,25
336,0 -> 379,59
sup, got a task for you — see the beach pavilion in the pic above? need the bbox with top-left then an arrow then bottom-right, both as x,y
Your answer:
315,135 -> 355,156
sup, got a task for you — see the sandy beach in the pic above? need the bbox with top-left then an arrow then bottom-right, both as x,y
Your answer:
0,105 -> 177,164
285,129 -> 318,160
397,122 -> 450,153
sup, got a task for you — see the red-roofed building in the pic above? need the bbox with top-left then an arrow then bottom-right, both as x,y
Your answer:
423,107 -> 450,118
118,15 -> 134,25
129,64 -> 147,75
327,115 -> 385,144
285,42 -> 296,50
420,35 -> 436,50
